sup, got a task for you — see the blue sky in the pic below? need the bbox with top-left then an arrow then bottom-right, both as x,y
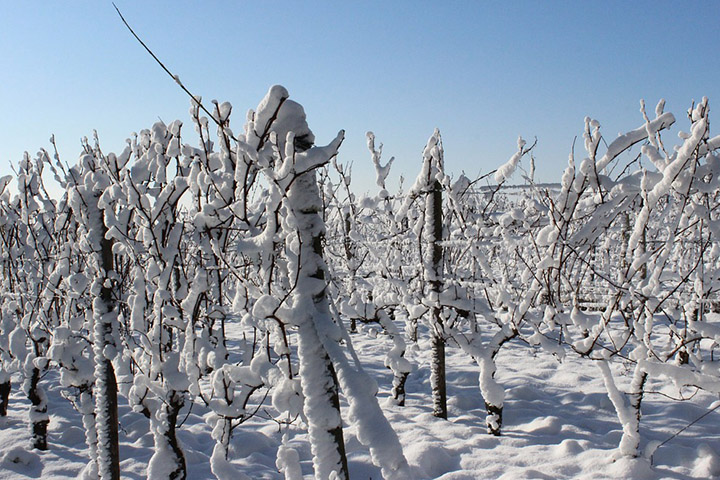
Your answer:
2,1 -> 719,192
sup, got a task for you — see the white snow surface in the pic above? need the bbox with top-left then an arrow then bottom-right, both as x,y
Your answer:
0,320 -> 718,479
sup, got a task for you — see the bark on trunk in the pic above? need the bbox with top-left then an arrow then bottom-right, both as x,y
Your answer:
94,340 -> 120,479
431,331 -> 447,419
166,393 -> 187,480
325,358 -> 349,479
28,367 -> 48,450
148,391 -> 187,480
94,197 -> 121,480
392,371 -> 409,407
485,402 -> 503,436
79,389 -> 99,479
478,347 -> 506,436
0,379 -> 10,416
598,360 -> 646,458
428,179 -> 447,419
622,368 -> 648,457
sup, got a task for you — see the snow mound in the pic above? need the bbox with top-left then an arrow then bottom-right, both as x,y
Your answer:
436,471 -> 481,480
230,430 -> 275,458
499,468 -> 554,479
518,415 -> 563,436
59,425 -> 87,446
607,456 -> 656,480
2,446 -> 40,466
405,441 -> 458,479
693,443 -> 720,478
553,438 -> 584,457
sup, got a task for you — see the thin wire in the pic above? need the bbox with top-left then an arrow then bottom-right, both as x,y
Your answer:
651,401 -> 720,464
112,3 -> 236,141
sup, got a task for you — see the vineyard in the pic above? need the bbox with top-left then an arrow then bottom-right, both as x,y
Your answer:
0,86 -> 719,479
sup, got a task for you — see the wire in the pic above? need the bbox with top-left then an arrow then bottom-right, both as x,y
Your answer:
651,400 -> 720,464
112,3 -> 235,140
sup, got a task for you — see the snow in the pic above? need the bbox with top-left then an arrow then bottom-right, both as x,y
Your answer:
494,136 -> 527,183
1,323 -> 719,479
4,84 -> 720,480
366,132 -> 395,189
276,440 -> 303,480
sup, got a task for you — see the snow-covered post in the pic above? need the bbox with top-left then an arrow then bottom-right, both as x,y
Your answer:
245,86 -> 409,479
275,101 -> 350,479
419,130 -> 448,418
69,149 -> 122,480
91,198 -> 121,480
97,121 -> 193,480
96,202 -> 120,479
427,175 -> 447,419
0,321 -> 10,418
393,129 -> 450,418
282,122 -> 412,479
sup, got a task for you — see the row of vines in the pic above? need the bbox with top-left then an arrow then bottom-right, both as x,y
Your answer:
1,87 -> 720,479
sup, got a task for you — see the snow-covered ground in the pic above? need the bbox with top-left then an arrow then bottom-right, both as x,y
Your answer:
1,320 -> 719,479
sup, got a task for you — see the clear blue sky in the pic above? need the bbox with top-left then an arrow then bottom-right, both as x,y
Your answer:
2,1 -> 718,192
